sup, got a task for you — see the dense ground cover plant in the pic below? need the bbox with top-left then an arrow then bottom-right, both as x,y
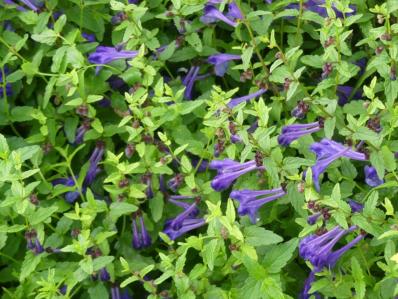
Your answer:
0,0 -> 398,298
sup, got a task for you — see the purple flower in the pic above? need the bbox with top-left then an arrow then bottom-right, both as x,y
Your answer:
230,134 -> 242,143
0,67 -> 12,98
226,2 -> 243,20
307,213 -> 321,225
52,177 -> 81,204
190,155 -> 209,173
291,101 -> 309,119
364,165 -> 384,187
142,173 -> 153,199
348,199 -> 363,213
59,285 -> 67,296
128,0 -> 139,3
132,213 -> 151,249
4,0 -> 42,11
227,88 -> 267,108
337,85 -> 363,105
82,32 -> 96,42
99,268 -> 110,281
209,159 -> 264,191
208,53 -> 241,76
167,173 -> 184,192
278,121 -> 322,146
300,226 -> 364,270
88,46 -> 138,74
85,141 -> 105,185
287,0 -> 356,19
299,226 -> 364,298
230,187 -> 286,223
200,5 -> 238,27
159,174 -> 167,193
301,271 -> 321,299
111,286 -> 121,299
163,196 -> 205,240
182,66 -> 200,100
310,139 -> 367,191
74,119 -> 91,145
265,0 -> 272,3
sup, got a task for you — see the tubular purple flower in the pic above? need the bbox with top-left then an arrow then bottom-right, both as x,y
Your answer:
226,2 -> 243,20
307,213 -> 321,225
99,267 -> 110,281
82,32 -> 96,42
364,165 -> 384,187
311,139 -> 367,161
74,119 -> 91,145
227,88 -> 267,108
278,121 -> 322,146
200,5 -> 238,27
167,174 -> 184,192
52,177 -> 82,204
163,197 -> 205,240
88,46 -> 138,74
337,85 -> 363,105
208,53 -> 241,76
4,0 -> 42,11
299,225 -> 361,271
301,271 -> 321,299
85,141 -> 105,185
286,0 -> 356,19
210,159 -> 264,191
230,187 -> 286,223
348,199 -> 363,213
132,214 -> 152,249
230,134 -> 242,143
182,66 -> 200,100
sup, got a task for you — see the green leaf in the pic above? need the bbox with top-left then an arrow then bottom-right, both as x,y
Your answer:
244,226 -> 283,247
185,32 -> 202,52
149,194 -> 164,222
29,206 -> 58,225
93,256 -> 114,271
31,29 -> 58,45
20,252 -> 42,281
351,257 -> 366,299
261,238 -> 298,273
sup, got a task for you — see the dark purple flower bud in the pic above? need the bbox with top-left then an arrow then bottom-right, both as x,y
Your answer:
163,197 -> 205,240
321,62 -> 333,79
391,65 -> 397,81
226,2 -> 243,20
278,121 -> 321,146
200,5 -> 238,27
111,12 -> 128,25
76,105 -> 88,116
375,46 -> 384,55
209,159 -> 264,191
33,239 -> 44,254
74,118 -> 91,145
59,285 -> 67,295
208,53 -> 241,76
291,101 -> 309,119
82,32 -> 96,42
142,173 -> 154,199
88,46 -> 138,74
167,174 -> 184,192
337,85 -> 363,106
230,188 -> 286,223
182,66 -> 200,100
230,134 -> 242,143
355,58 -> 367,76
99,268 -> 110,281
247,120 -> 258,133
364,165 -> 384,187
3,20 -> 14,31
348,199 -> 363,213
128,0 -> 139,3
366,117 -> 381,133
265,0 -> 272,3
159,174 -> 167,193
125,144 -> 135,158
227,88 -> 267,108
307,213 -> 321,225
132,213 -> 152,249
309,139 -> 367,191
